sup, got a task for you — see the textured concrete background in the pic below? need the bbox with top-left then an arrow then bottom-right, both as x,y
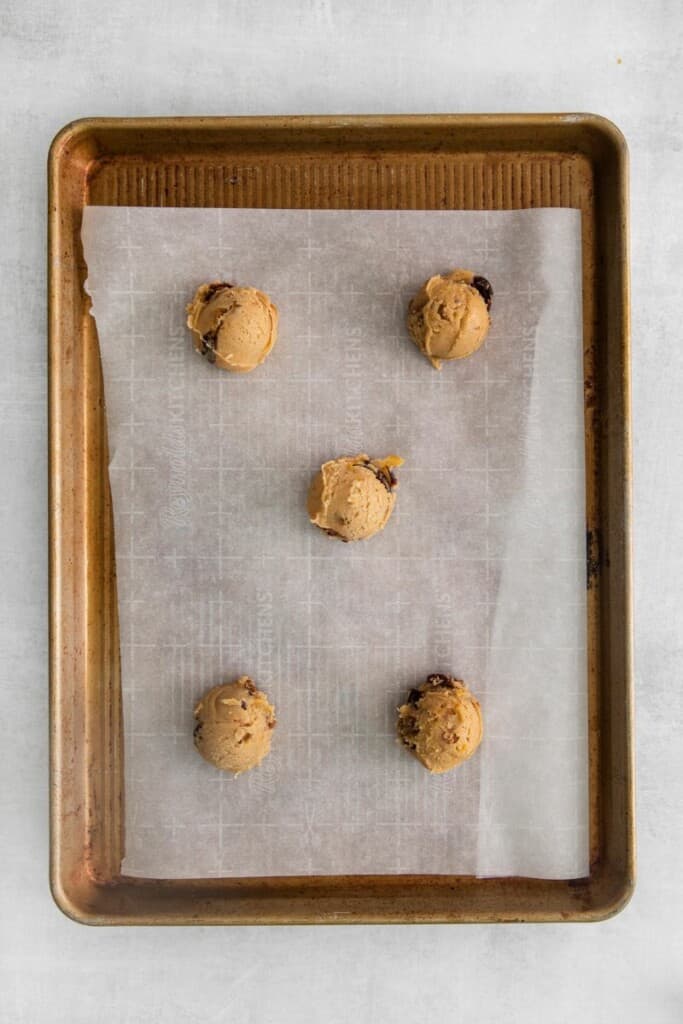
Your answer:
1,1 -> 681,1021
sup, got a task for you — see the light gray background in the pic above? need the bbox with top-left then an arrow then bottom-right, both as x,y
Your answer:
1,1 -> 681,1021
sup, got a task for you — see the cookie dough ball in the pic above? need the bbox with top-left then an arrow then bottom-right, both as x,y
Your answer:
193,677 -> 276,774
307,453 -> 403,542
186,282 -> 278,372
407,269 -> 492,369
397,674 -> 483,774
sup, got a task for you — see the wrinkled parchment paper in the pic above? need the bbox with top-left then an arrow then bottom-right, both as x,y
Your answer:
82,207 -> 588,878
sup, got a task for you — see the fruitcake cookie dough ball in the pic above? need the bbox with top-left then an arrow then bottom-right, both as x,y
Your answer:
307,453 -> 403,542
407,269 -> 492,369
397,674 -> 483,774
193,677 -> 276,774
186,281 -> 278,372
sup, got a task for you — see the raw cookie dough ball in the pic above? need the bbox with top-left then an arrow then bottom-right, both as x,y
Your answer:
186,281 -> 278,372
307,453 -> 403,542
193,676 -> 276,774
397,674 -> 483,774
407,269 -> 492,369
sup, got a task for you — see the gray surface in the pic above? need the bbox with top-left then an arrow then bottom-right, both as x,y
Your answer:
1,1 -> 681,1021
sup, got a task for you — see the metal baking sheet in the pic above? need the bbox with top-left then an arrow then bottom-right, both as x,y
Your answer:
48,114 -> 633,924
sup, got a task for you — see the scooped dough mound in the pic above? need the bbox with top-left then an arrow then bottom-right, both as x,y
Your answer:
186,281 -> 278,372
397,674 -> 483,773
307,453 -> 403,542
407,269 -> 492,369
193,677 -> 276,774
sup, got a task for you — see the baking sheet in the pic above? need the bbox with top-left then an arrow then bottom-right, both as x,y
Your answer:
82,206 -> 588,879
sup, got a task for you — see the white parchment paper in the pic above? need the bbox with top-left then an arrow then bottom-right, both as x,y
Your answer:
82,206 -> 588,879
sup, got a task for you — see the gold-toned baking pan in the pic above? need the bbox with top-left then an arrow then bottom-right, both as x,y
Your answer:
48,114 -> 633,924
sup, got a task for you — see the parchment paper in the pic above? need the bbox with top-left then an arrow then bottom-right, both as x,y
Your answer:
82,206 -> 588,879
